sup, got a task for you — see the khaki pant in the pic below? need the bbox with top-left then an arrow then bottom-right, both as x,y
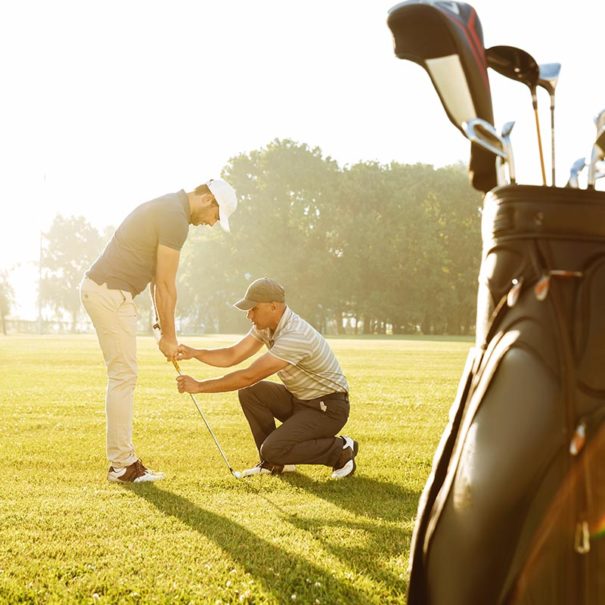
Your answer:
80,277 -> 138,469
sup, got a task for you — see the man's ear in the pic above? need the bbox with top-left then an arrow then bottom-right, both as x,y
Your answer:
200,192 -> 215,207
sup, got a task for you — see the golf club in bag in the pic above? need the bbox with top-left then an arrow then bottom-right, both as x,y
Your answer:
387,2 -> 605,603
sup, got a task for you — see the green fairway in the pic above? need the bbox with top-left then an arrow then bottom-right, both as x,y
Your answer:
0,334 -> 470,604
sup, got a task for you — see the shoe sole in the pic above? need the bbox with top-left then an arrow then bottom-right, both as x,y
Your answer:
108,473 -> 166,483
330,458 -> 356,480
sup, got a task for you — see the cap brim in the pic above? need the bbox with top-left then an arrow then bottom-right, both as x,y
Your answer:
233,298 -> 255,311
219,215 -> 231,232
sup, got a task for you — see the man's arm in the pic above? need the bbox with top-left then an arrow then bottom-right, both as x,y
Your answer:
177,334 -> 263,367
154,244 -> 180,359
176,351 -> 289,394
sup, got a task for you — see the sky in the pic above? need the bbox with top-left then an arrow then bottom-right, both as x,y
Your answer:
2,0 -> 604,319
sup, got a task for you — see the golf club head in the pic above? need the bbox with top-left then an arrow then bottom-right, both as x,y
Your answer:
486,45 -> 540,99
486,44 -> 546,184
464,118 -> 507,158
387,0 -> 497,192
594,109 -> 605,133
501,120 -> 515,138
587,129 -> 605,188
501,121 -> 516,184
538,63 -> 561,96
566,157 -> 586,188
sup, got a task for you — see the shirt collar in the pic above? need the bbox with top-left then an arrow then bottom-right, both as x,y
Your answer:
178,189 -> 191,222
270,306 -> 291,341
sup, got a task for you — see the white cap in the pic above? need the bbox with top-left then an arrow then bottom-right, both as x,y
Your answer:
207,178 -> 237,232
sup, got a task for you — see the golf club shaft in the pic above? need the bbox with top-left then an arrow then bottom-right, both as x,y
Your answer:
173,359 -> 235,474
550,95 -> 556,186
533,103 -> 547,185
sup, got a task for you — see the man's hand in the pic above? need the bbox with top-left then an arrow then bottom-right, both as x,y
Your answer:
176,344 -> 197,361
159,336 -> 179,361
177,374 -> 200,394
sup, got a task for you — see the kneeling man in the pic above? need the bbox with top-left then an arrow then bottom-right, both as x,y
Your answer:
176,277 -> 358,479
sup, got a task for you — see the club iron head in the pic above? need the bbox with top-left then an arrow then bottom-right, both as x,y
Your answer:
464,118 -> 507,159
500,121 -> 516,184
587,129 -> 605,188
566,157 -> 586,188
595,109 -> 605,133
463,118 -> 509,186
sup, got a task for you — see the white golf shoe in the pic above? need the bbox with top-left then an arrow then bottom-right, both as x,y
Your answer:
331,436 -> 359,480
241,461 -> 297,477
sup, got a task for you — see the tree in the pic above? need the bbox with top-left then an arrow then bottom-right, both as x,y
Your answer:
0,271 -> 13,335
40,215 -> 105,332
175,140 -> 483,336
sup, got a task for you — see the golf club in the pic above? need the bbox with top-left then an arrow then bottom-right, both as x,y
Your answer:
463,118 -> 509,186
587,129 -> 605,189
387,1 -> 497,192
501,120 -> 516,184
486,45 -> 547,185
595,109 -> 605,133
566,157 -> 586,188
538,63 -> 561,186
152,322 -> 242,479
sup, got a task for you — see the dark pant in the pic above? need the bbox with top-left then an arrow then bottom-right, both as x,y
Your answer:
238,381 -> 350,467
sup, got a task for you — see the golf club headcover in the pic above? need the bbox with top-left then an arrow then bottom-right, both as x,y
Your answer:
387,0 -> 497,192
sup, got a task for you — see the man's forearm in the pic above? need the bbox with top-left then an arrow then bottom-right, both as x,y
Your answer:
195,369 -> 258,393
194,348 -> 239,368
154,282 -> 177,340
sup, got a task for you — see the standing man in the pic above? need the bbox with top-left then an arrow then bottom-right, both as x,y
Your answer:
175,277 -> 358,480
81,179 -> 237,483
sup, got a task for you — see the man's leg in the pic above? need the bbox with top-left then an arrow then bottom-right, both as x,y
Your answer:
260,400 -> 350,467
81,278 -> 138,468
238,381 -> 294,452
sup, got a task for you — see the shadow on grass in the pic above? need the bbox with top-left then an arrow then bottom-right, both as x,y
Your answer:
281,474 -> 418,593
284,473 -> 419,522
127,484 -> 369,603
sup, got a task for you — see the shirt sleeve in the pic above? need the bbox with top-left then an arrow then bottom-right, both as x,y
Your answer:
158,209 -> 189,251
269,334 -> 308,365
249,326 -> 267,344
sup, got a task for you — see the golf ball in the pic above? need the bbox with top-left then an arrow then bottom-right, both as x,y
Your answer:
233,471 -> 242,479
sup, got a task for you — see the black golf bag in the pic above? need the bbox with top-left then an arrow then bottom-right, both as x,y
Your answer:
407,185 -> 605,604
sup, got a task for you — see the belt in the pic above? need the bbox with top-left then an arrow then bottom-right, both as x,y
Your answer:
297,391 -> 349,406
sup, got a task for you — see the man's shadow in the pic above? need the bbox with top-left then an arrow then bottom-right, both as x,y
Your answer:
127,483 -> 371,603
279,474 -> 419,591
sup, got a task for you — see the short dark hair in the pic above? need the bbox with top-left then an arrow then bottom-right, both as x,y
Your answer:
193,184 -> 211,196
193,183 -> 218,207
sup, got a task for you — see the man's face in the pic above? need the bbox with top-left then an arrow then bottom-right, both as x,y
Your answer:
246,302 -> 276,330
191,194 -> 220,227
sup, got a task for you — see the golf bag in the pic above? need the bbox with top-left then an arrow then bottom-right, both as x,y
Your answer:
408,185 -> 605,604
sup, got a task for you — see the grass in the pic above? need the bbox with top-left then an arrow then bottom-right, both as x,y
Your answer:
0,334 -> 471,604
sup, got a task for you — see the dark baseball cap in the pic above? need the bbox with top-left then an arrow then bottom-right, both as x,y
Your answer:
233,277 -> 286,311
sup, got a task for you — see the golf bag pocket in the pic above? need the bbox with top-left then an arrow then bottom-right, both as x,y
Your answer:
422,324 -> 564,605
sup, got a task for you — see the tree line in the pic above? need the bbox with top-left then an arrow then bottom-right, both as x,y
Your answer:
3,139 -> 484,335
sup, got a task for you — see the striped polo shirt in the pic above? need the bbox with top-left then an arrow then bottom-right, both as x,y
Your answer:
250,307 -> 349,400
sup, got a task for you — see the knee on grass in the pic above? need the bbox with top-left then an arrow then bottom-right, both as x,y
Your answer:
259,440 -> 289,465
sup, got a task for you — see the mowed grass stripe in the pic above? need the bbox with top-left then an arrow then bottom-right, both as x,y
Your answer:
0,334 -> 470,604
